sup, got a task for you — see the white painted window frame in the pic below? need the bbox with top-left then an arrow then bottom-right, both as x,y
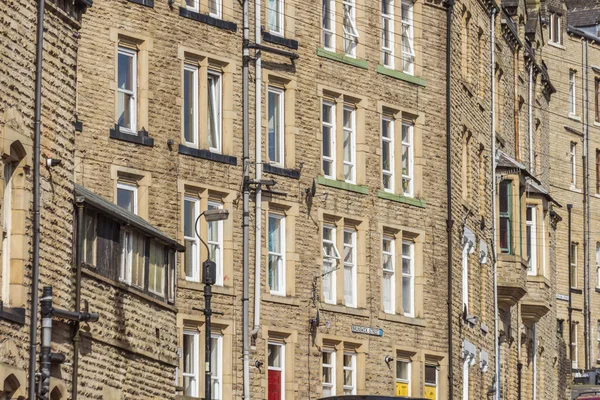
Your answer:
342,352 -> 357,395
462,357 -> 469,400
322,101 -> 336,179
382,116 -> 394,192
117,46 -> 137,134
572,323 -> 578,369
462,241 -> 469,314
267,0 -> 285,36
183,330 -> 200,397
343,228 -> 357,308
2,164 -> 12,305
526,205 -> 537,275
322,224 -> 341,304
119,228 -> 133,285
571,242 -> 578,288
402,122 -> 414,197
184,64 -> 199,147
402,239 -> 414,317
185,0 -> 199,12
322,0 -> 336,50
208,70 -> 222,153
596,242 -> 600,288
211,333 -> 223,399
570,142 -> 577,187
569,70 -> 576,116
117,182 -> 138,215
401,0 -> 415,75
322,349 -> 336,396
382,235 -> 395,314
268,86 -> 285,167
425,365 -> 438,399
184,197 -> 201,282
268,213 -> 286,296
381,0 -> 394,68
396,359 -> 411,396
208,201 -> 224,286
209,0 -> 222,18
343,106 -> 356,184
342,0 -> 358,57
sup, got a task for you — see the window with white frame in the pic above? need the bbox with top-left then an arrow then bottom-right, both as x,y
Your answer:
2,163 -> 12,304
424,364 -> 438,400
208,201 -> 224,286
208,71 -> 222,153
571,242 -> 578,288
149,241 -> 166,296
570,142 -> 577,187
596,242 -> 600,288
267,0 -> 284,35
549,12 -> 562,45
268,213 -> 286,296
322,349 -> 336,396
343,106 -> 356,183
343,352 -> 356,395
569,70 -> 576,115
343,229 -> 357,308
83,211 -> 96,266
381,0 -> 394,68
322,101 -> 336,179
401,1 -> 414,74
572,323 -> 578,369
461,241 -> 469,314
322,225 -> 340,304
268,343 -> 285,400
322,0 -> 335,50
209,0 -> 221,18
402,240 -> 414,317
184,64 -> 199,146
184,197 -> 200,282
119,229 -> 145,288
395,359 -> 411,396
183,330 -> 199,397
382,236 -> 395,314
382,116 -> 394,192
526,205 -> 537,275
117,182 -> 137,214
342,0 -> 358,57
401,122 -> 414,196
185,0 -> 199,11
597,321 -> 600,363
211,334 -> 223,399
268,87 -> 285,167
117,47 -> 137,133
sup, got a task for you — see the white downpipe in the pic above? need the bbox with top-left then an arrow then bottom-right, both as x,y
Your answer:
528,63 -> 533,173
533,324 -> 537,400
252,0 -> 262,340
490,8 -> 500,400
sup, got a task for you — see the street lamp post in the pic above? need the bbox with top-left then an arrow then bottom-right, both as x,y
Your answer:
193,208 -> 229,400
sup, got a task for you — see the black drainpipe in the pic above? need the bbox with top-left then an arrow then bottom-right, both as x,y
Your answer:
28,0 -> 46,397
568,204 -> 573,362
72,199 -> 84,400
446,0 -> 455,398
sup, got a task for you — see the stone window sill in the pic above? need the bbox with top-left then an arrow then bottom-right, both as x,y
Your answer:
129,0 -> 153,7
262,32 -> 298,50
568,113 -> 581,122
547,41 -> 565,50
318,176 -> 368,194
378,311 -> 426,327
316,48 -> 368,69
178,279 -> 235,296
263,164 -> 300,179
320,303 -> 369,317
179,7 -> 237,32
571,287 -> 583,294
109,126 -> 154,147
178,144 -> 237,165
376,65 -> 426,87
262,293 -> 300,306
377,190 -> 425,208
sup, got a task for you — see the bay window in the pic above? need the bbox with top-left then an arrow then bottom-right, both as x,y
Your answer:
526,205 -> 537,275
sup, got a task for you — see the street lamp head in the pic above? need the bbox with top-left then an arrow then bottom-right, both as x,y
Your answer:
202,208 -> 230,222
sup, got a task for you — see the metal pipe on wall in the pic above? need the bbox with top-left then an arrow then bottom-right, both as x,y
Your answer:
72,200 -> 85,400
568,204 -> 573,363
242,0 -> 251,394
528,63 -> 533,172
585,39 -> 592,370
490,7 -> 500,400
28,0 -> 46,397
445,1 -> 455,398
251,0 -> 262,342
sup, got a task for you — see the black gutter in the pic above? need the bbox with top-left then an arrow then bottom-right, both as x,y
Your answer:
446,1 -> 455,399
72,199 -> 84,400
568,25 -> 600,45
28,0 -> 45,396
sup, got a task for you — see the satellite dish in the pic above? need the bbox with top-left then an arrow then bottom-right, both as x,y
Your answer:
311,178 -> 317,197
